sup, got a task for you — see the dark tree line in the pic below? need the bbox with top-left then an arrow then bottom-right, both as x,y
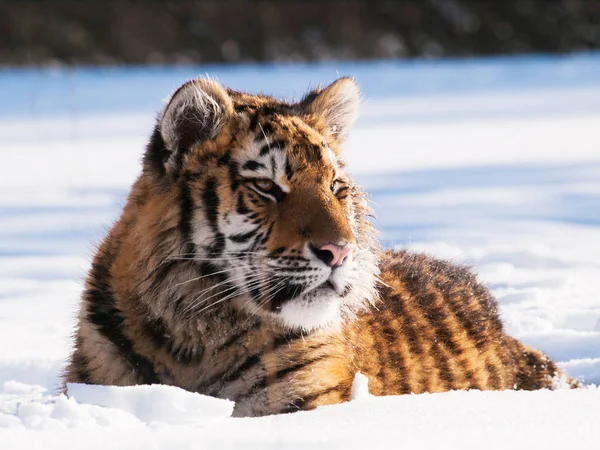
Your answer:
1,0 -> 599,66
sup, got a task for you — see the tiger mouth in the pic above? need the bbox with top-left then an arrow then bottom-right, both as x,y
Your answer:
268,280 -> 337,312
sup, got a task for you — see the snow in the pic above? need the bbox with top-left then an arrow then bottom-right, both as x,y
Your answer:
66,383 -> 234,423
2,384 -> 599,449
350,372 -> 372,401
1,54 -> 600,447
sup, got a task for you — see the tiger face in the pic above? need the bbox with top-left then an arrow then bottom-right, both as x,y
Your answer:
144,77 -> 378,331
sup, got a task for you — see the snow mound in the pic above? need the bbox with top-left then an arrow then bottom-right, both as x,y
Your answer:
351,371 -> 372,400
66,383 -> 234,424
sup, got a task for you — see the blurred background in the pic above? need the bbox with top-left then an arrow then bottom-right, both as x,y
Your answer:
0,0 -> 600,391
2,0 -> 600,66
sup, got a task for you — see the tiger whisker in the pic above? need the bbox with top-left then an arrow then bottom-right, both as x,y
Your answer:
174,275 -> 266,321
176,279 -> 268,328
166,267 -> 237,291
245,278 -> 288,318
192,280 -> 267,316
195,275 -> 288,317
177,270 -> 274,316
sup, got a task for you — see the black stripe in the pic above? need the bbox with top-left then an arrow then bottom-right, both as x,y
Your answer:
381,320 -> 410,393
258,222 -> 275,245
143,316 -> 170,349
222,354 -> 262,384
237,354 -> 331,406
486,362 -> 501,389
203,177 -> 220,232
388,350 -> 411,394
391,293 -> 433,391
259,139 -> 286,156
452,304 -> 489,351
229,161 -> 240,191
218,150 -> 231,167
432,341 -> 454,388
275,355 -> 327,381
142,315 -> 205,365
279,385 -> 343,414
285,159 -> 293,178
71,349 -> 93,384
272,329 -> 305,348
270,155 -> 276,177
416,291 -> 479,388
202,353 -> 263,395
144,127 -> 168,176
214,321 -> 262,354
235,103 -> 252,113
390,294 -> 422,357
141,259 -> 181,297
310,144 -> 322,162
429,315 -> 460,355
169,344 -> 204,365
243,160 -> 265,171
413,290 -> 461,356
432,262 -> 501,351
249,111 -> 260,131
228,229 -> 258,243
260,121 -> 274,135
270,140 -> 287,152
179,179 -> 196,255
198,261 -> 221,280
85,260 -> 159,384
236,192 -> 250,215
368,316 -> 388,388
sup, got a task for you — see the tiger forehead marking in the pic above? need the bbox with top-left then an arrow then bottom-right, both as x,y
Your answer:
66,76 -> 576,419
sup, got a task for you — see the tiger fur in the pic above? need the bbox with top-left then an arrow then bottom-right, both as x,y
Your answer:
65,77 -> 575,417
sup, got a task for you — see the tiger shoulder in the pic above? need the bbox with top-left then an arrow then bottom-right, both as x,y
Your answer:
65,77 -> 578,417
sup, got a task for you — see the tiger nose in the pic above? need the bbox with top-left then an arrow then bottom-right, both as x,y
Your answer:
312,243 -> 353,267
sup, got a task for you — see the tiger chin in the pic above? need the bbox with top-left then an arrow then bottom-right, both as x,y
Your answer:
65,77 -> 578,417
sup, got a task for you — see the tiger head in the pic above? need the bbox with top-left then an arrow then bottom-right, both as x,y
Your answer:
143,77 -> 379,331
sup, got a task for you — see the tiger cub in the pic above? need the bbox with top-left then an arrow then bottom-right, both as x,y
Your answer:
65,77 -> 574,417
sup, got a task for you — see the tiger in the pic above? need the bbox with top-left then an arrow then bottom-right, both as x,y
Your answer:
65,77 -> 576,417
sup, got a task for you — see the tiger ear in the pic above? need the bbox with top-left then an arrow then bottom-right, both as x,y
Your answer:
157,78 -> 234,171
301,77 -> 360,142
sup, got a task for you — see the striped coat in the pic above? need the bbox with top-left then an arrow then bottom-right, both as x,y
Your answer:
65,77 -> 573,417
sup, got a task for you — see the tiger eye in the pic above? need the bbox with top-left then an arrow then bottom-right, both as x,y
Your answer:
330,180 -> 339,192
254,179 -> 274,192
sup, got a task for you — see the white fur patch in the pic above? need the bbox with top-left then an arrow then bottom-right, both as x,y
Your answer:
277,294 -> 342,331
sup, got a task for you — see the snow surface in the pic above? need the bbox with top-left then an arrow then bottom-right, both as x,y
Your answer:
1,54 -> 600,448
